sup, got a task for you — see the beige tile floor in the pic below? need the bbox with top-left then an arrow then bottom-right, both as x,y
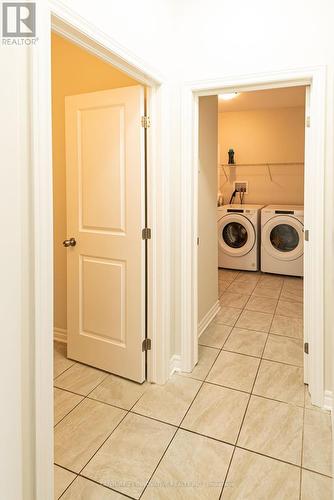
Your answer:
54,270 -> 332,499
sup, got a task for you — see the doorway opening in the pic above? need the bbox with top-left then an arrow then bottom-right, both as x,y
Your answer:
52,31 -> 148,382
179,68 -> 326,411
197,86 -> 307,400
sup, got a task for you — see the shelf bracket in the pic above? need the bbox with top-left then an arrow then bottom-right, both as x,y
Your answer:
267,163 -> 273,182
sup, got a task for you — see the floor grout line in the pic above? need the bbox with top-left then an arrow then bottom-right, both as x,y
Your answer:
299,403 -> 306,500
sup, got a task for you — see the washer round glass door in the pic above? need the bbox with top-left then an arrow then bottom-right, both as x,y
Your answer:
218,214 -> 256,257
262,215 -> 304,261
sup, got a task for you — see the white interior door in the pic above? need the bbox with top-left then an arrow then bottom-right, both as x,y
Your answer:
65,85 -> 146,382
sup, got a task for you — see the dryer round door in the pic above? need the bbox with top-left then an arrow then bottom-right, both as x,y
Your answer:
262,215 -> 304,261
218,214 -> 256,257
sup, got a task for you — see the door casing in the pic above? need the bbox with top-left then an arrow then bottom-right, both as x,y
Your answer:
31,2 -> 171,498
180,68 -> 326,409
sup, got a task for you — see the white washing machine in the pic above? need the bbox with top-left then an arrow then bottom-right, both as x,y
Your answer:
261,205 -> 304,277
217,204 -> 264,271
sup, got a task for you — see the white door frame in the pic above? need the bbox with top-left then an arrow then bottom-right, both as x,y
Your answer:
180,67 -> 326,406
32,1 -> 171,498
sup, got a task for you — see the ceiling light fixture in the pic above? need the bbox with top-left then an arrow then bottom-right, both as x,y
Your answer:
219,92 -> 240,101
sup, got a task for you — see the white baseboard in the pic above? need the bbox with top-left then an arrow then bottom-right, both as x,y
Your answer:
198,300 -> 220,338
169,354 -> 181,377
54,328 -> 67,343
323,390 -> 333,412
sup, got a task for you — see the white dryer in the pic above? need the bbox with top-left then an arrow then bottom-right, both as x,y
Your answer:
217,204 -> 264,271
261,205 -> 304,277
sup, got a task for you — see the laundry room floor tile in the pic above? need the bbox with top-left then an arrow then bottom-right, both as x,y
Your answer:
220,292 -> 250,308
228,281 -> 257,295
235,309 -> 273,332
270,314 -> 303,339
219,280 -> 231,296
281,287 -> 304,303
181,382 -> 249,443
283,277 -> 303,291
219,269 -> 240,281
252,284 -> 281,299
223,327 -> 267,357
276,299 -> 303,318
180,345 -> 219,381
199,323 -> 232,348
245,295 -> 278,314
235,273 -> 260,285
263,335 -> 303,367
214,306 -> 242,326
258,275 -> 284,289
206,350 -> 260,392
237,395 -> 303,465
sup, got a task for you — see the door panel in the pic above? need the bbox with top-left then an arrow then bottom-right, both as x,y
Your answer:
80,105 -> 126,232
81,256 -> 125,344
65,86 -> 145,382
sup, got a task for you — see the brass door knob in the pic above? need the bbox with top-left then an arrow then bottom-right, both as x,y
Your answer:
63,238 -> 76,247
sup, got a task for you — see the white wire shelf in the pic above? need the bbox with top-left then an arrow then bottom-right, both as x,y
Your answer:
219,162 -> 304,167
219,162 -> 304,182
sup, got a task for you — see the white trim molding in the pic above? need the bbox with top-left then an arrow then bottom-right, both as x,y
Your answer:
53,328 -> 67,343
323,390 -> 333,412
180,66 -> 326,407
169,355 -> 181,377
198,301 -> 220,338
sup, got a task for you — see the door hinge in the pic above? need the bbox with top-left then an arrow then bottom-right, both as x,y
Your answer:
306,116 -> 310,128
141,115 -> 151,128
304,229 -> 309,242
304,342 -> 309,354
142,338 -> 152,351
197,237 -> 200,246
142,227 -> 151,240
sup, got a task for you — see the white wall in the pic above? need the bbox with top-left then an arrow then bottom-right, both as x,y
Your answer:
198,96 -> 218,325
0,47 -> 34,500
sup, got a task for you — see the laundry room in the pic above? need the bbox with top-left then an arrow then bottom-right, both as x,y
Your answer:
198,87 -> 306,374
